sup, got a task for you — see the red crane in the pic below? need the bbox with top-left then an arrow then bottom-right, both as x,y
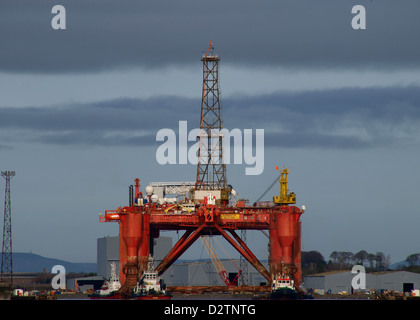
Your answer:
201,236 -> 241,286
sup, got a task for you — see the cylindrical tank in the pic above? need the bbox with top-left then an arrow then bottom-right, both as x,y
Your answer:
269,215 -> 282,278
137,212 -> 150,276
293,221 -> 302,286
269,206 -> 302,286
119,211 -> 144,288
122,212 -> 143,263
119,222 -> 127,283
276,211 -> 299,265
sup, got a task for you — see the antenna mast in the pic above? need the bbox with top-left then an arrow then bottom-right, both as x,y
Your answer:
1,171 -> 15,285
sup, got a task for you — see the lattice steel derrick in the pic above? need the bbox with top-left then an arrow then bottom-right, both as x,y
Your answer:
1,171 -> 15,284
196,43 -> 227,190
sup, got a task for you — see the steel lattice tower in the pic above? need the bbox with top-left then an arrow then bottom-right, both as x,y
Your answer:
1,171 -> 15,284
196,41 -> 227,192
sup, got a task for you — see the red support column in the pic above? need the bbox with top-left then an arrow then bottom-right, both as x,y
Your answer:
137,212 -> 150,278
269,213 -> 282,280
277,210 -> 298,265
119,220 -> 127,284
294,221 -> 302,286
120,211 -> 143,289
270,207 -> 302,286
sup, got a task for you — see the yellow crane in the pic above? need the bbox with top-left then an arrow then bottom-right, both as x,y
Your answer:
273,167 -> 296,205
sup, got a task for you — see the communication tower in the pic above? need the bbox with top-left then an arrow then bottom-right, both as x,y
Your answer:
1,171 -> 15,285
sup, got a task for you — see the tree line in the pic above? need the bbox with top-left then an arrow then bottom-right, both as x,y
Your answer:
328,250 -> 391,271
402,253 -> 420,273
301,250 -> 420,275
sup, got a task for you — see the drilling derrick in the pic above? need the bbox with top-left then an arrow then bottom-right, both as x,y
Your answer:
195,41 -> 229,205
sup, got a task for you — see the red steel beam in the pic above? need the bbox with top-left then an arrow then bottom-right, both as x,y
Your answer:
227,228 -> 272,282
103,204 -> 303,288
167,228 -> 194,255
156,224 -> 205,275
213,224 -> 271,281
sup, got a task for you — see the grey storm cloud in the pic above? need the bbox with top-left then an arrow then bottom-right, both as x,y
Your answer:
0,96 -> 198,146
2,86 -> 420,149
1,0 -> 420,73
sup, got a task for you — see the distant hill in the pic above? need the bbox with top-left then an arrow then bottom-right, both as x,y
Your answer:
390,260 -> 409,270
390,260 -> 420,270
0,252 -> 97,273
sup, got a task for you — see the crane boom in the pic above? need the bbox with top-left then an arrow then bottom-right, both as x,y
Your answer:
200,236 -> 230,286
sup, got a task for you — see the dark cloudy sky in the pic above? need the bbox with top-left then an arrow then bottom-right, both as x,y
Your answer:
1,0 -> 420,266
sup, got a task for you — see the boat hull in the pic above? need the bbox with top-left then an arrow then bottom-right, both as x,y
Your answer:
269,288 -> 299,300
134,294 -> 172,300
89,292 -> 123,300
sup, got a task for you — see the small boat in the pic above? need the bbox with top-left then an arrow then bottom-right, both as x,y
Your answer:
89,262 -> 122,299
269,275 -> 299,300
132,256 -> 172,300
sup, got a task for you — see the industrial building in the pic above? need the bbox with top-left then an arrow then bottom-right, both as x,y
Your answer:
97,235 -> 172,280
68,236 -> 174,292
304,270 -> 420,294
96,235 -> 268,288
165,259 -> 268,287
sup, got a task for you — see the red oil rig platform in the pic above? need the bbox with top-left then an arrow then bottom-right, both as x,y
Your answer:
99,42 -> 305,296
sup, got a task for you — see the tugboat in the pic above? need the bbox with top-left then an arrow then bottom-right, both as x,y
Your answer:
132,256 -> 172,300
269,275 -> 300,300
89,262 -> 122,299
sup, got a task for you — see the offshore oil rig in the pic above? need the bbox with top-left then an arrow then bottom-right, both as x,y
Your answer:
100,42 -> 305,297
